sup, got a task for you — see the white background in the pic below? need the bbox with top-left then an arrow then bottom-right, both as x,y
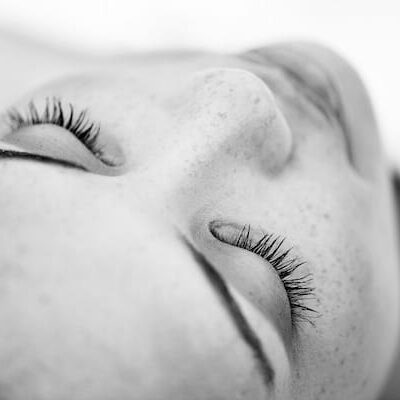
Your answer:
0,0 -> 399,163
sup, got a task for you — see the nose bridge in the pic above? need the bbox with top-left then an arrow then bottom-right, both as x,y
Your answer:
167,68 -> 293,175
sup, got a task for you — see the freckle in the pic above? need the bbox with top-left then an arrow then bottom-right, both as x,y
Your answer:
334,279 -> 342,288
38,293 -> 51,305
340,359 -> 345,366
323,213 -> 330,220
0,262 -> 25,280
253,97 -> 260,104
17,243 -> 29,255
362,378 -> 368,388
217,112 -> 227,119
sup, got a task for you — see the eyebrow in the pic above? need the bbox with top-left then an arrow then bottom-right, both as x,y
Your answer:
179,235 -> 275,391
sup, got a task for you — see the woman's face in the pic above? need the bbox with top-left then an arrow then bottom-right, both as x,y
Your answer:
0,43 -> 398,400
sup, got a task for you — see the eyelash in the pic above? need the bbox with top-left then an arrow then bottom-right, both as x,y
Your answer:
4,97 -> 106,163
218,224 -> 317,325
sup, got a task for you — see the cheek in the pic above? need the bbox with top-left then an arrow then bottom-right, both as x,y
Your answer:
290,188 -> 398,400
293,253 -> 379,399
0,171 -> 272,399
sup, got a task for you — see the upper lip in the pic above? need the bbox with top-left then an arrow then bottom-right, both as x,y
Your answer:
241,47 -> 352,161
274,58 -> 345,128
269,50 -> 355,165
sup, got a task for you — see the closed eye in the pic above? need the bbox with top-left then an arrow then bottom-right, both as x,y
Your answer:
209,221 -> 318,326
0,97 -> 125,175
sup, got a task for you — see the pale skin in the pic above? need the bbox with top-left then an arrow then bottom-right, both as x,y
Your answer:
0,31 -> 399,400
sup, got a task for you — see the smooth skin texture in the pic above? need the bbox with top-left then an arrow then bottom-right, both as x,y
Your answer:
0,32 -> 399,399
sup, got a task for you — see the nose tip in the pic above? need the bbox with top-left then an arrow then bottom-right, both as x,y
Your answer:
184,68 -> 293,173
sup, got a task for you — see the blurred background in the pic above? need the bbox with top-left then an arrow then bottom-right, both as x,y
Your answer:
0,0 -> 399,164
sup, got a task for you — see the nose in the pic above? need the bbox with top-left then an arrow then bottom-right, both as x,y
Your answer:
166,68 -> 293,175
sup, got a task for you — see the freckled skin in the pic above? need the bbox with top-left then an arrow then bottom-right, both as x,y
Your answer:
0,37 -> 398,400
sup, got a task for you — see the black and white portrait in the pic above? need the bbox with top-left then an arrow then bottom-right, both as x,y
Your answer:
0,1 -> 399,399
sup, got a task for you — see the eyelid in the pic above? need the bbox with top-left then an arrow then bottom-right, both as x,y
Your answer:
0,125 -> 125,176
209,220 -> 318,326
0,98 -> 126,175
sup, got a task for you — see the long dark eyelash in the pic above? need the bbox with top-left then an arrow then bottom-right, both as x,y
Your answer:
234,224 -> 318,326
4,97 -> 105,162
